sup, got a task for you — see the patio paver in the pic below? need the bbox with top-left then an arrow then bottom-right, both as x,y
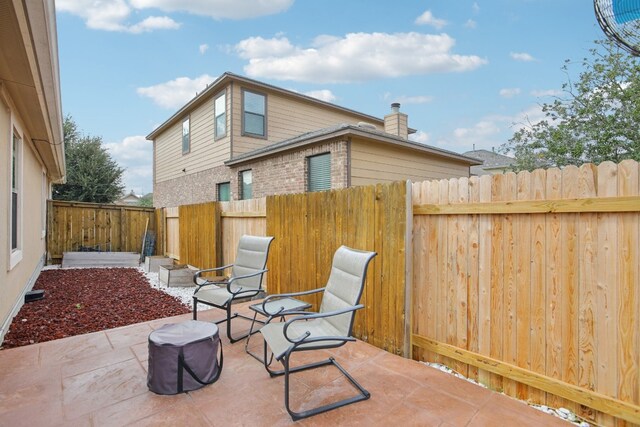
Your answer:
0,303 -> 571,426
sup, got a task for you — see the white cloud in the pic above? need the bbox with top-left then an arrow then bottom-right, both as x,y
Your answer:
510,52 -> 535,62
236,32 -> 487,83
499,88 -> 521,98
303,90 -> 337,103
472,2 -> 480,13
56,0 -> 180,33
438,104 -> 545,151
105,135 -> 153,194
235,36 -> 296,59
137,74 -> 217,109
128,16 -> 181,33
465,19 -> 477,29
199,44 -> 209,54
129,0 -> 294,19
415,10 -> 447,29
409,130 -> 430,144
57,0 -> 292,33
531,89 -> 562,97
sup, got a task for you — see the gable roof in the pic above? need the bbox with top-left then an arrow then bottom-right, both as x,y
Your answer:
146,72 -> 415,140
463,149 -> 515,168
226,123 -> 481,166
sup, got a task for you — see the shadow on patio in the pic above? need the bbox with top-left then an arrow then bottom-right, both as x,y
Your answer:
0,302 -> 569,426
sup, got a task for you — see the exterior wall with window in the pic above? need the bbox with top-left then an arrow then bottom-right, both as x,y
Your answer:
350,137 -> 471,186
231,82 -> 383,158
154,86 -> 231,185
0,95 -> 52,342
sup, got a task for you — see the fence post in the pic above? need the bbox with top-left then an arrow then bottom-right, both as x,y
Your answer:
404,180 -> 413,358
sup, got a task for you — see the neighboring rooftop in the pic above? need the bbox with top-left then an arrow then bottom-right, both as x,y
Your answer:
146,72 -> 415,140
227,123 -> 482,166
463,149 -> 516,176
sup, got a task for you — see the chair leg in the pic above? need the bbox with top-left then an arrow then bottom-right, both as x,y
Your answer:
192,297 -> 198,320
281,354 -> 370,421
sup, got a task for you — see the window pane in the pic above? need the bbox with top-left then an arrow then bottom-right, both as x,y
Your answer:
244,91 -> 265,115
11,191 -> 17,250
182,118 -> 190,153
241,170 -> 253,200
215,94 -> 226,138
218,182 -> 230,201
244,112 -> 264,136
308,153 -> 331,192
216,113 -> 226,138
12,134 -> 17,190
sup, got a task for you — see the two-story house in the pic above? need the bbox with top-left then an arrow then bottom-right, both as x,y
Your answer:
0,0 -> 65,343
147,72 -> 480,207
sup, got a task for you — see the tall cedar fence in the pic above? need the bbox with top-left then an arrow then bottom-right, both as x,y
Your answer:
412,160 -> 640,426
47,200 -> 155,263
156,161 -> 639,425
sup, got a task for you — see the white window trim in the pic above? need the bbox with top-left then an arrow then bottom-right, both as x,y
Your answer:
9,126 -> 23,270
41,169 -> 48,239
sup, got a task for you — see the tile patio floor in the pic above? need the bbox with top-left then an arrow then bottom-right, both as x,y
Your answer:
0,302 -> 570,426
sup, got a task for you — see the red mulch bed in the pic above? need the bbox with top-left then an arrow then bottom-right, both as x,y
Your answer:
1,268 -> 190,349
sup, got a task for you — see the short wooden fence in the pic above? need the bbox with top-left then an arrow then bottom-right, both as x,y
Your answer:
47,200 -> 155,263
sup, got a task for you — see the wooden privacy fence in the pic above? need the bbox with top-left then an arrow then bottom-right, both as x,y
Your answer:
159,183 -> 409,355
411,160 -> 640,426
267,182 -> 409,355
47,200 -> 155,263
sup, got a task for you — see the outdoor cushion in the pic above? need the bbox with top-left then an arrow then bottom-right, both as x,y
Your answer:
260,318 -> 344,360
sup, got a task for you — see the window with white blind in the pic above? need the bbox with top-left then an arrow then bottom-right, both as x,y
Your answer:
9,131 -> 23,268
307,153 -> 331,192
214,92 -> 226,139
240,170 -> 252,200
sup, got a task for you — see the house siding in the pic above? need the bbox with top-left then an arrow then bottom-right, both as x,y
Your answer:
350,137 -> 470,186
155,86 -> 231,183
231,82 -> 382,157
0,96 -> 48,342
154,139 -> 348,207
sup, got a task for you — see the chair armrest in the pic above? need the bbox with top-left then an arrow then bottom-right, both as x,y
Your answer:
224,269 -> 268,295
261,288 -> 325,316
282,304 -> 364,344
193,264 -> 233,286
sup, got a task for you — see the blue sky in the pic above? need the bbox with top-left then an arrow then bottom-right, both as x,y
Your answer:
55,0 -> 604,195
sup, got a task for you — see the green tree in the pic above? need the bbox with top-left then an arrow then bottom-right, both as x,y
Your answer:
502,39 -> 640,170
137,193 -> 153,207
53,116 -> 125,203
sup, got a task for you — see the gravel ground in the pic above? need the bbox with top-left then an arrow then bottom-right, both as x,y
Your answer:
141,267 -> 213,312
1,266 -> 194,349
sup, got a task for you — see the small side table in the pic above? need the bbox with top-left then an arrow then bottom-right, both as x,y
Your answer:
245,297 -> 312,362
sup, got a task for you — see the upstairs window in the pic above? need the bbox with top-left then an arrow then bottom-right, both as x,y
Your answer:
240,170 -> 253,200
307,153 -> 331,192
214,92 -> 226,139
242,90 -> 266,137
182,117 -> 190,154
217,182 -> 230,201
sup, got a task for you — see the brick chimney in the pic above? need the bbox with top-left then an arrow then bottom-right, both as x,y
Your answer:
384,103 -> 408,139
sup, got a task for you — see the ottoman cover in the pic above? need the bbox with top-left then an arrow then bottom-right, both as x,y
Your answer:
148,320 -> 223,394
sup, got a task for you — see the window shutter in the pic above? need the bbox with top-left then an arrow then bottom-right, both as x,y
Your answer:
308,153 -> 331,192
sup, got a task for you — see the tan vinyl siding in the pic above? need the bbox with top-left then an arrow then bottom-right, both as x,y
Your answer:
155,92 -> 231,183
231,83 -> 383,157
350,137 -> 470,186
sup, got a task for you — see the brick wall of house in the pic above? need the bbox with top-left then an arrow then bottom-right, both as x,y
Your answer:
154,138 -> 349,207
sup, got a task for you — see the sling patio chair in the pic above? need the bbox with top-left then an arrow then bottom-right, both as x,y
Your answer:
259,245 -> 377,421
192,235 -> 274,343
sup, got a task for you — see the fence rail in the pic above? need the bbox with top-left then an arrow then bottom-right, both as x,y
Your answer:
154,159 -> 640,425
47,200 -> 155,263
411,160 -> 640,426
